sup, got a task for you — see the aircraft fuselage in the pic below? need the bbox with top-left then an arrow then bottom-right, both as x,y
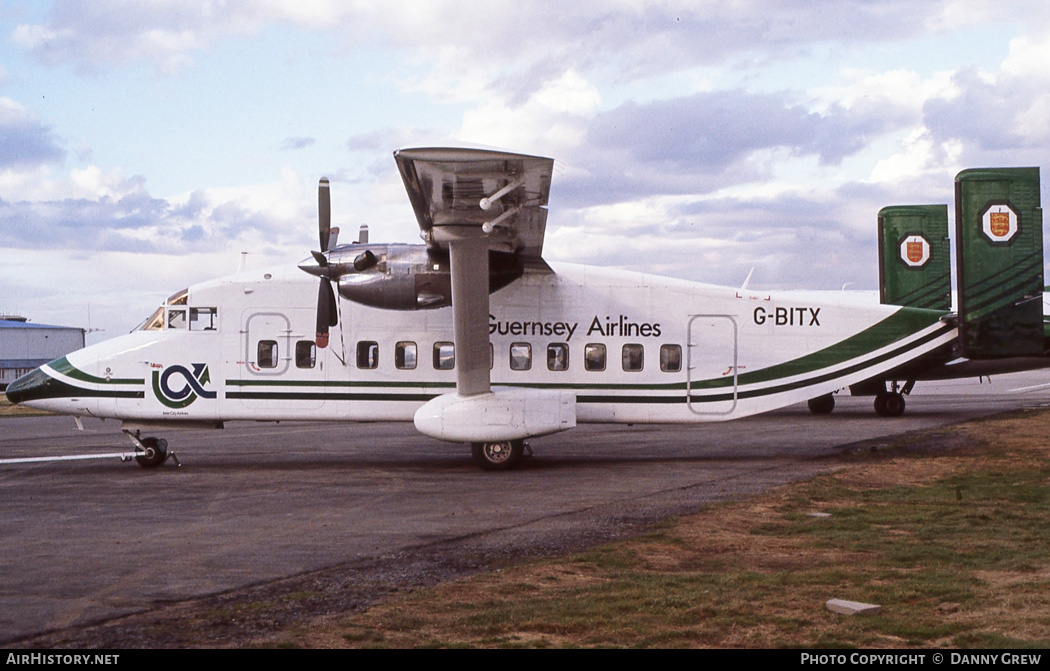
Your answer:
8,258 -> 957,430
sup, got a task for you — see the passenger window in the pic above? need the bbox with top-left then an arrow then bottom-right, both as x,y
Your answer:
395,341 -> 417,370
167,308 -> 187,330
622,344 -> 644,372
660,344 -> 682,372
584,343 -> 606,371
295,341 -> 316,369
434,342 -> 455,370
189,307 -> 217,331
510,343 -> 532,371
258,340 -> 277,368
547,343 -> 569,371
357,341 -> 379,369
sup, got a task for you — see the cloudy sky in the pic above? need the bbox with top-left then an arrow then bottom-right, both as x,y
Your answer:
2,0 -> 1049,342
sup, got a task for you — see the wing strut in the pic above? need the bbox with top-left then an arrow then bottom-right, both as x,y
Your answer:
447,234 -> 491,396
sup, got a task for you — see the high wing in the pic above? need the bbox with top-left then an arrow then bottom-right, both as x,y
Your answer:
396,147 -> 575,448
394,147 -> 555,395
394,147 -> 554,263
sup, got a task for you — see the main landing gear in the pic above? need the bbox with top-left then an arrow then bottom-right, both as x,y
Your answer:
873,390 -> 906,417
873,380 -> 913,418
807,380 -> 913,418
123,430 -> 179,468
807,394 -> 836,414
471,439 -> 529,471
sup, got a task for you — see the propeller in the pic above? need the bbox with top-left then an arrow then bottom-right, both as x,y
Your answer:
313,178 -> 338,348
318,177 -> 331,251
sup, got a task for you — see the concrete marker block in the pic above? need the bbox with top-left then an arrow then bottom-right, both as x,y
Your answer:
826,598 -> 882,616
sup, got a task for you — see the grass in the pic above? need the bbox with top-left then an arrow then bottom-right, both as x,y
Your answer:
258,408 -> 1050,649
0,396 -> 52,417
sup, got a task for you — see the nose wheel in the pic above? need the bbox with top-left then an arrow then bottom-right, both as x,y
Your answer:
123,430 -> 179,468
134,437 -> 169,468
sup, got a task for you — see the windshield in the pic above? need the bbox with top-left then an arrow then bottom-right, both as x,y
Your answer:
135,306 -> 165,332
166,289 -> 188,305
132,288 -> 190,332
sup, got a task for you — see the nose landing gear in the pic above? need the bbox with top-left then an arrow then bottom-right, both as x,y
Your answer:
123,430 -> 180,468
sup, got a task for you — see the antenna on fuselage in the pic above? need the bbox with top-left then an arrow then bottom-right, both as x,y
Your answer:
740,267 -> 755,290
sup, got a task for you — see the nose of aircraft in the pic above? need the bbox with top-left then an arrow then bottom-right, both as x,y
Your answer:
5,367 -> 53,405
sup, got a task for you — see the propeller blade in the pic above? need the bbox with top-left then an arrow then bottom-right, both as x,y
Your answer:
313,178 -> 338,348
315,279 -> 337,348
318,177 -> 331,252
311,250 -> 328,269
326,281 -> 338,327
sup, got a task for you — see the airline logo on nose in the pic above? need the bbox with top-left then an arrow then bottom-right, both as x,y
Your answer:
152,363 -> 216,408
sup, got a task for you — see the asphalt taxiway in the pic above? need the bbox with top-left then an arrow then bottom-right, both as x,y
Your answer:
1,374 -> 1048,644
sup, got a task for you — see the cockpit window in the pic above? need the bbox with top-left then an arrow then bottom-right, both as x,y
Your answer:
135,304 -> 217,332
138,307 -> 165,331
135,288 -> 189,332
189,307 -> 218,331
167,308 -> 187,330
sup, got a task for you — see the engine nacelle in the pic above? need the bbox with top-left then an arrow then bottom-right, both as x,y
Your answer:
339,268 -> 452,310
326,243 -> 522,311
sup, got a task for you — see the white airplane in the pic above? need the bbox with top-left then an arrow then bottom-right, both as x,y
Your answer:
5,149 -> 1046,469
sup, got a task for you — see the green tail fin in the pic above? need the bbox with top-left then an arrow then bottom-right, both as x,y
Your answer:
955,167 -> 1044,358
878,205 -> 951,310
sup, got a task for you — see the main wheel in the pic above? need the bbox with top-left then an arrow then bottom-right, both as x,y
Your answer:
807,394 -> 835,414
471,440 -> 524,471
874,392 -> 905,418
135,437 -> 168,468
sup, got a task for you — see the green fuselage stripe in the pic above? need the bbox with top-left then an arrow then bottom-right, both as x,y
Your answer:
689,322 -> 953,403
49,356 -> 143,385
691,308 -> 946,390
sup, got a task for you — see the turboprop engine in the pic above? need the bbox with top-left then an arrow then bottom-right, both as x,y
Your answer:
299,242 -> 453,310
300,241 -> 523,311
296,178 -> 524,346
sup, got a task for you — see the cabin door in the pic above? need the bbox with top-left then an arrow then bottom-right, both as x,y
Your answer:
234,309 -> 326,411
686,314 -> 738,416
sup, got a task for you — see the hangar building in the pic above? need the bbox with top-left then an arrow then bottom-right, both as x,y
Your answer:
0,316 -> 85,390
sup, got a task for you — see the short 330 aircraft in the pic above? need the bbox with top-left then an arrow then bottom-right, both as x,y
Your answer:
6,148 -> 1047,469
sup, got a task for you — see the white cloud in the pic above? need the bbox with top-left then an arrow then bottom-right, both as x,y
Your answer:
1001,31 -> 1050,81
460,70 -> 601,154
